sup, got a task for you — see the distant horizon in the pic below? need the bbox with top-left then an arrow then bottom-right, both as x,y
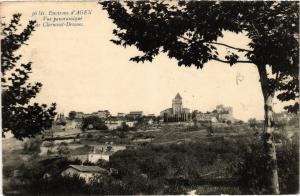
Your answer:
56,93 -> 255,121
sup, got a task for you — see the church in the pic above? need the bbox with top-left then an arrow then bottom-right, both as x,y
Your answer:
160,93 -> 191,122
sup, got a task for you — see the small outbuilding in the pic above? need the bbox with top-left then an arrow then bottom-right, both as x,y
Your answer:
61,165 -> 108,183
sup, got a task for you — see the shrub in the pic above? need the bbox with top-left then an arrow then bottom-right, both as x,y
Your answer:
57,142 -> 70,156
83,160 -> 95,166
47,149 -> 53,155
3,165 -> 14,178
43,141 -> 54,148
23,137 -> 42,155
86,133 -> 93,138
233,139 -> 299,194
82,116 -> 107,131
28,174 -> 88,195
184,125 -> 199,132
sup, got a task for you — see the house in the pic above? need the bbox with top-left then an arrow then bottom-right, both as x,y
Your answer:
87,145 -> 126,163
215,105 -> 235,123
61,165 -> 108,183
148,118 -> 154,125
126,111 -> 143,120
91,110 -> 111,119
105,119 -> 123,130
88,146 -> 111,162
117,113 -> 126,117
106,122 -> 120,130
125,121 -> 136,127
195,112 -> 218,123
88,152 -> 110,162
65,119 -> 77,130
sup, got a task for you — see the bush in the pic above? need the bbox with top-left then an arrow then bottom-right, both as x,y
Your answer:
3,165 -> 14,178
86,133 -> 93,138
233,139 -> 299,194
82,116 -> 107,131
47,149 -> 53,155
43,141 -> 54,148
184,125 -> 199,132
23,137 -> 42,155
57,142 -> 70,156
28,174 -> 88,195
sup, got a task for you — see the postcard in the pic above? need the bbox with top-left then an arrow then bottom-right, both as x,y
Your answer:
1,1 -> 299,195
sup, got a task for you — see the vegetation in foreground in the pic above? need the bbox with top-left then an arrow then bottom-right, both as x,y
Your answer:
3,128 -> 298,195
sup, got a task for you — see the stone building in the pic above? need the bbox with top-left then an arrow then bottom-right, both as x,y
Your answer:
126,111 -> 143,120
91,110 -> 111,119
160,93 -> 191,122
61,165 -> 108,183
192,105 -> 236,125
195,112 -> 218,123
215,105 -> 235,123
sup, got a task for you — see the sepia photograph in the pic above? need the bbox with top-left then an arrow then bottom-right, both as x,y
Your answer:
1,1 -> 299,195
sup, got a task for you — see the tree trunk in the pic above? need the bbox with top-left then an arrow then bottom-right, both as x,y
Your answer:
257,65 -> 280,194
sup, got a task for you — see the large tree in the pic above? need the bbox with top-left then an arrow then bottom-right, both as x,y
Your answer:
100,1 -> 299,194
1,14 -> 56,140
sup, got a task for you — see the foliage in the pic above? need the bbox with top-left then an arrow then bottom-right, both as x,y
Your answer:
56,120 -> 66,126
23,137 -> 42,155
106,140 -> 247,194
273,116 -> 287,131
1,14 -> 56,139
248,118 -> 258,133
82,160 -> 96,166
119,122 -> 130,131
100,1 -> 299,113
82,115 -> 108,131
7,132 -> 299,195
43,141 -> 54,148
28,174 -> 88,195
116,122 -> 136,132
99,4 -> 299,191
86,133 -> 93,138
233,139 -> 299,194
96,159 -> 108,168
57,142 -> 70,156
68,111 -> 77,120
184,125 -> 199,132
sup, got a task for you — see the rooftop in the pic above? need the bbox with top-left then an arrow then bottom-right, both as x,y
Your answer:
174,93 -> 182,100
67,165 -> 107,173
129,111 -> 143,114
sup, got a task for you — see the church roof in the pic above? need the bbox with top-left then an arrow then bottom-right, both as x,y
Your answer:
175,93 -> 182,99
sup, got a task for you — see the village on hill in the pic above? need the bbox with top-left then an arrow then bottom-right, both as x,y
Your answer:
41,93 -> 239,166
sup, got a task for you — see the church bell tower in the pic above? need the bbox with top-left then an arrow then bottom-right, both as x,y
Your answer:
172,93 -> 183,114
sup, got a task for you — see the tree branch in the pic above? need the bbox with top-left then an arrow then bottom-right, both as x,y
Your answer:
212,57 -> 251,64
209,42 -> 252,52
178,35 -> 252,52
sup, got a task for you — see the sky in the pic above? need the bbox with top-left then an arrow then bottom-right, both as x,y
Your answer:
0,1 -> 289,121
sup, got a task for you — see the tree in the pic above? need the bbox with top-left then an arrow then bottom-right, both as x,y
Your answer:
1,14 -> 56,140
68,111 -> 77,120
57,142 -> 70,157
248,118 -> 258,132
23,137 -> 42,155
82,115 -> 107,131
100,1 -> 299,193
274,117 -> 287,132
